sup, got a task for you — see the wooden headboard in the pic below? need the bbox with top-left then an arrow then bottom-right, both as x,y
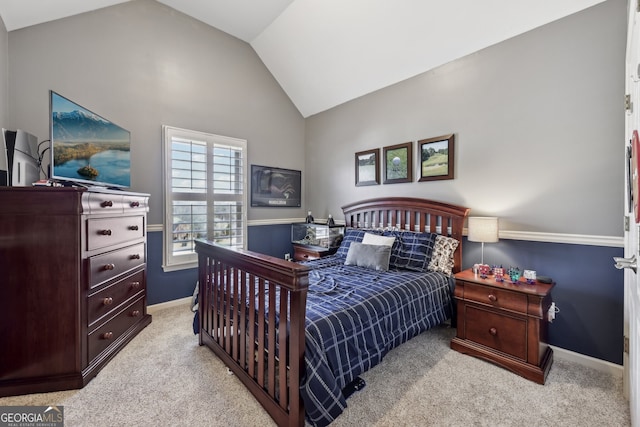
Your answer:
341,197 -> 470,273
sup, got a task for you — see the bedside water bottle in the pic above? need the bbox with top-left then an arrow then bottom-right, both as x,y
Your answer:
306,211 -> 314,223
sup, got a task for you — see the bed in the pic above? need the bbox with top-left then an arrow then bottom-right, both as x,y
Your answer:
195,197 -> 469,426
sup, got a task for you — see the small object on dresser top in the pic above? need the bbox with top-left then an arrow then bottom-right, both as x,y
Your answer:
523,269 -> 537,284
508,267 -> 521,283
327,214 -> 335,226
32,179 -> 62,187
478,264 -> 491,278
306,211 -> 314,223
493,267 -> 504,282
537,275 -> 553,284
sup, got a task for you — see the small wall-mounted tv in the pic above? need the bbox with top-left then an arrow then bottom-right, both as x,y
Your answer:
50,91 -> 131,188
251,164 -> 301,207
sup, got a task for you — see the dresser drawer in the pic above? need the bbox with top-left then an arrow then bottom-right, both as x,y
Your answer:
88,243 -> 145,288
465,305 -> 527,360
122,195 -> 148,212
85,192 -> 125,214
88,270 -> 145,327
462,282 -> 527,314
87,216 -> 145,251
88,297 -> 146,362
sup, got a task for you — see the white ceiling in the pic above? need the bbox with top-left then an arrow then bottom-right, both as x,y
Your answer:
0,0 -> 608,117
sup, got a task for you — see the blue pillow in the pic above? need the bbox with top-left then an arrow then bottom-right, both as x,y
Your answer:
335,228 -> 383,258
383,231 -> 437,272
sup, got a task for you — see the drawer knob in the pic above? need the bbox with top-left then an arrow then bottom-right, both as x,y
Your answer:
130,254 -> 141,260
103,331 -> 113,340
489,327 -> 498,336
101,200 -> 113,208
131,310 -> 141,317
128,225 -> 139,231
102,297 -> 113,306
130,201 -> 140,208
103,263 -> 116,271
130,281 -> 141,289
99,229 -> 112,236
488,294 -> 497,302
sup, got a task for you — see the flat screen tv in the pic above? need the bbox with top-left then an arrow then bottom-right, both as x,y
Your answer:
251,164 -> 301,207
50,91 -> 130,188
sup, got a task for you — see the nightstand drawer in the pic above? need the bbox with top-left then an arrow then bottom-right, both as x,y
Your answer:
463,282 -> 527,314
465,305 -> 527,360
294,246 -> 321,261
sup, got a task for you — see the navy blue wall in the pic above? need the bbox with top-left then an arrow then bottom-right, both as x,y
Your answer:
146,232 -> 198,305
146,224 -> 295,306
462,239 -> 624,364
146,227 -> 625,365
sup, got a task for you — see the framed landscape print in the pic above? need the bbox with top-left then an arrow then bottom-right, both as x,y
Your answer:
418,134 -> 455,182
355,148 -> 380,186
383,142 -> 412,184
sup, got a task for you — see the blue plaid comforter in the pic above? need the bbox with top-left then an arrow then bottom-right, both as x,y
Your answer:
299,255 -> 454,426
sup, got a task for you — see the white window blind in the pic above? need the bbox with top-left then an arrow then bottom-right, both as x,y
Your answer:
162,125 -> 247,271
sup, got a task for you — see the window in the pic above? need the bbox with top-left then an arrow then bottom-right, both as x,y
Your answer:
162,125 -> 247,271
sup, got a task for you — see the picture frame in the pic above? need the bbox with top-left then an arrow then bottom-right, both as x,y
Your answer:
355,148 -> 380,186
250,164 -> 302,207
383,142 -> 412,184
418,134 -> 455,182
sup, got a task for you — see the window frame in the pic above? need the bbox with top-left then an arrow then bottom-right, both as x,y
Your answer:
162,125 -> 247,272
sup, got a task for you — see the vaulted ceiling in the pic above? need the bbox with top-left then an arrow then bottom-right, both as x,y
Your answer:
0,0 -> 608,117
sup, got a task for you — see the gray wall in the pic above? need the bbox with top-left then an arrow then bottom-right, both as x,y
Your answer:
5,0 -> 305,225
0,15 -> 7,127
305,0 -> 625,237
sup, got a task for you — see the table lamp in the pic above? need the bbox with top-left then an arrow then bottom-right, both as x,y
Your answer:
467,216 -> 499,266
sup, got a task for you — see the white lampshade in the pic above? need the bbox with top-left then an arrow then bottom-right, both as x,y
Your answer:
468,217 -> 499,243
468,217 -> 499,267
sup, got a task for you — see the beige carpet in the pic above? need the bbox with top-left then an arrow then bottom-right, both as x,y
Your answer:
0,303 -> 630,426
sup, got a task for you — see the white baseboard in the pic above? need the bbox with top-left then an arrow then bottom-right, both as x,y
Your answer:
551,345 -> 623,378
148,296 -> 191,314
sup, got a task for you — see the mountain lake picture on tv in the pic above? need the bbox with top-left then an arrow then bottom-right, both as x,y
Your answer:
50,91 -> 131,188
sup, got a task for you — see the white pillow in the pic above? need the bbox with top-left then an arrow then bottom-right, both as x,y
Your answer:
362,232 -> 395,247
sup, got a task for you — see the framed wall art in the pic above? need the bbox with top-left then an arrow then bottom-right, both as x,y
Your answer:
355,148 -> 380,186
418,134 -> 455,182
250,164 -> 301,207
383,142 -> 412,184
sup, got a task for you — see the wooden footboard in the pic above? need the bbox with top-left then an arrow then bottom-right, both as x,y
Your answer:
195,197 -> 469,426
195,240 -> 310,427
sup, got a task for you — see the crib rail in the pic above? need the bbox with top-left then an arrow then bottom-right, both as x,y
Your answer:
195,240 -> 310,427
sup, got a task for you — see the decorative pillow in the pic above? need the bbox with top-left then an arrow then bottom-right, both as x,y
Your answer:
344,243 -> 392,271
427,235 -> 460,275
362,232 -> 396,247
383,230 -> 437,272
335,228 -> 383,258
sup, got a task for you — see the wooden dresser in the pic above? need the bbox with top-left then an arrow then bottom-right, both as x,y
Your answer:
450,269 -> 554,384
0,187 -> 152,397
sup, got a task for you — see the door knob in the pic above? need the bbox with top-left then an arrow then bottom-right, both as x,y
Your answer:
614,255 -> 637,273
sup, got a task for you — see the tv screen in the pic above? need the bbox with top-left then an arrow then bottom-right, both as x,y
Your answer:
250,164 -> 301,207
50,91 -> 130,188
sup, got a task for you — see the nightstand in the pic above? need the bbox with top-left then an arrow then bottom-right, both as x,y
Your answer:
292,244 -> 337,261
450,269 -> 554,384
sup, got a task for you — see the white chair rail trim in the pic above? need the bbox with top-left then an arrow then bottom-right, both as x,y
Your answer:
147,222 -> 623,248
